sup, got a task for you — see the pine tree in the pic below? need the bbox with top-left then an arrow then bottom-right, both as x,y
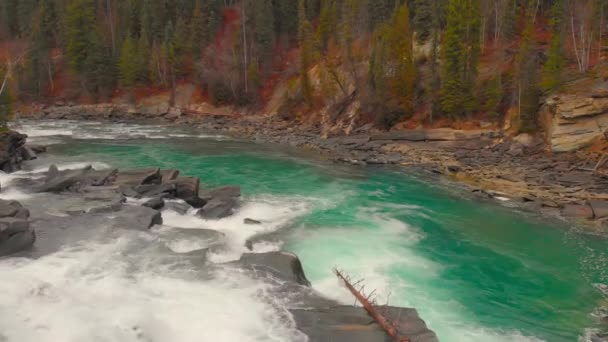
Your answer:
515,8 -> 540,133
0,84 -> 12,128
136,31 -> 151,83
299,0 -> 314,107
414,0 -> 433,43
440,0 -> 480,117
65,0 -> 97,74
318,0 -> 336,51
118,34 -> 138,88
541,0 -> 565,91
252,0 -> 276,63
389,4 -> 415,117
84,34 -> 115,99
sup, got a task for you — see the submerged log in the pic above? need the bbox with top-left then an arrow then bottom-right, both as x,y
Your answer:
334,269 -> 410,342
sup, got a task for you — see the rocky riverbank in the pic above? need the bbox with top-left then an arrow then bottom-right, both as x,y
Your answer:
23,104 -> 608,236
0,156 -> 438,341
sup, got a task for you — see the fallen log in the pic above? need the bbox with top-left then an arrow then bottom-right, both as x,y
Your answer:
334,269 -> 410,342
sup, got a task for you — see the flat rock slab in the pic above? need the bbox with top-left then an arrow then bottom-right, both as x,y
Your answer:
589,200 -> 608,219
0,199 -> 23,218
112,168 -> 161,186
109,205 -> 163,230
291,305 -> 438,342
563,204 -> 594,219
236,251 -> 311,286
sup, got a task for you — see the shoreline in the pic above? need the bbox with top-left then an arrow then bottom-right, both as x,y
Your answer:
21,105 -> 608,237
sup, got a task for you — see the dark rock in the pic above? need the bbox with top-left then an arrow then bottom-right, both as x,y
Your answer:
0,218 -> 30,235
184,196 -> 207,208
110,205 -> 163,230
291,305 -> 438,342
237,251 -> 311,286
47,164 -> 59,179
200,185 -> 241,200
143,197 -> 165,210
171,176 -> 201,200
447,165 -> 461,173
0,130 -> 27,173
0,199 -> 22,218
27,144 -> 47,154
589,200 -> 608,219
87,200 -> 123,214
244,218 -> 261,225
112,168 -> 161,187
160,169 -> 180,182
19,146 -> 37,160
197,197 -> 237,219
14,208 -> 30,219
37,165 -> 116,193
134,183 -> 176,198
562,204 -> 594,219
245,239 -> 254,251
0,229 -> 35,257
164,201 -> 191,215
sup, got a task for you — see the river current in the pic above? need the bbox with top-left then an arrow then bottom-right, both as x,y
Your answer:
0,120 -> 606,342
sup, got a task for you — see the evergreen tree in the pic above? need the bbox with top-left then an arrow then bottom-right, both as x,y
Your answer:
299,0 -> 314,107
136,31 -> 151,83
84,34 -> 115,99
516,13 -> 540,132
414,0 -> 433,43
541,0 -> 565,91
440,0 -> 481,117
0,84 -> 12,128
318,0 -> 337,51
118,34 -> 138,88
65,0 -> 98,74
252,0 -> 276,64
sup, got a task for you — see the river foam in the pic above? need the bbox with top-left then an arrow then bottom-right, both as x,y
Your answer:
0,231 -> 305,342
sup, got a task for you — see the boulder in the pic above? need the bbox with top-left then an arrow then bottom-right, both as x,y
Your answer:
0,199 -> 22,218
134,183 -> 177,198
589,200 -> 608,219
27,144 -> 47,154
37,165 -> 117,193
112,168 -> 161,187
110,205 -> 163,230
0,229 -> 35,257
237,251 -> 311,286
0,130 -> 27,173
562,204 -> 594,219
200,185 -> 241,200
164,201 -> 191,215
19,146 -> 37,160
291,306 -> 438,342
184,196 -> 207,208
142,197 -> 165,210
171,176 -> 201,199
197,197 -> 237,219
160,169 -> 180,182
0,218 -> 30,235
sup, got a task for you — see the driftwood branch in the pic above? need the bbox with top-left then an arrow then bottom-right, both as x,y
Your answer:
334,268 -> 410,342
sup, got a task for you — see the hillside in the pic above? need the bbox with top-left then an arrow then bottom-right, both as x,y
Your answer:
1,0 -> 608,151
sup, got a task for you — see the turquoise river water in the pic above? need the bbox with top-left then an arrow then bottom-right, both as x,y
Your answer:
2,120 -> 607,342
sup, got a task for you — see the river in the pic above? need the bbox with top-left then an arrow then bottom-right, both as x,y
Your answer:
0,120 -> 606,342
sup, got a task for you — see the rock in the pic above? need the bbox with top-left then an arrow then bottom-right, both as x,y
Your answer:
87,200 -> 124,214
0,199 -> 22,218
27,144 -> 47,154
291,305 -> 438,342
19,146 -> 37,160
110,205 -> 163,230
171,176 -> 201,200
112,168 -> 161,187
562,204 -> 594,219
134,183 -> 176,198
0,218 -> 30,235
447,165 -> 461,173
196,197 -> 237,219
184,196 -> 207,208
237,251 -> 311,286
14,208 -> 30,219
36,166 -> 95,193
589,200 -> 608,219
47,164 -> 59,179
164,201 -> 191,215
160,169 -> 180,182
143,197 -> 165,210
0,229 -> 35,257
244,218 -> 261,225
0,130 -> 27,173
200,185 -> 241,200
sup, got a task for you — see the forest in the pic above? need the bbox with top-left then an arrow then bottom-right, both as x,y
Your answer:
0,0 -> 607,131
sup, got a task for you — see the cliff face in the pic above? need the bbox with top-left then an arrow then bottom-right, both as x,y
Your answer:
540,87 -> 608,152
